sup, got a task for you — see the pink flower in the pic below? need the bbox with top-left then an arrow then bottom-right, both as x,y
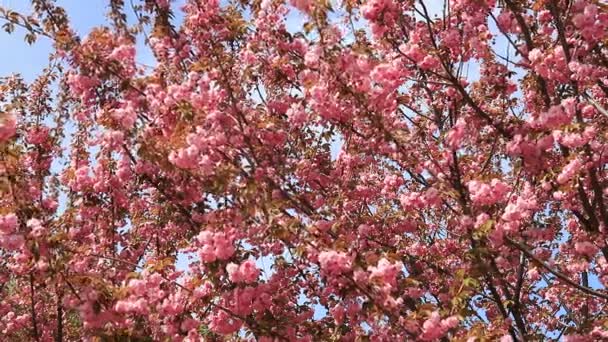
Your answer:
574,241 -> 597,258
420,311 -> 459,341
557,158 -> 583,184
418,55 -> 440,70
109,44 -> 136,61
36,259 -> 49,272
496,11 -> 515,32
400,191 -> 424,210
27,218 -> 46,238
209,310 -> 242,335
446,118 -> 467,150
318,251 -> 352,275
286,103 -> 308,126
442,316 -> 459,329
535,105 -> 573,129
0,234 -> 24,251
403,44 -> 425,63
330,303 -> 345,324
112,104 -> 137,129
290,0 -> 313,13
67,73 -> 100,103
564,334 -> 592,342
197,230 -> 235,263
226,259 -> 260,284
0,113 -> 17,142
572,4 -> 606,42
367,258 -> 403,290
304,46 -> 321,67
501,183 -> 538,222
169,145 -> 200,169
528,48 -> 543,63
73,165 -> 93,190
467,179 -> 510,206
0,214 -> 18,234
361,0 -> 397,21
128,278 -> 148,297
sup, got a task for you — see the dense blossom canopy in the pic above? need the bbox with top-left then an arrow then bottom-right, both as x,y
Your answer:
0,0 -> 607,340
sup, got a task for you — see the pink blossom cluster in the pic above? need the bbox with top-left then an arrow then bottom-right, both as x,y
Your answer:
501,183 -> 538,224
0,113 -> 17,142
556,158 -> 583,185
169,126 -> 223,174
360,0 -> 398,37
196,230 -> 236,262
445,118 -> 467,150
529,99 -> 576,130
400,188 -> 441,210
572,2 -> 608,42
553,127 -> 595,149
574,241 -> 597,258
529,47 -> 569,82
419,311 -> 459,341
226,259 -> 260,283
111,102 -> 138,129
0,214 -> 23,251
490,184 -> 540,246
108,44 -> 136,77
367,258 -> 403,291
467,178 -> 511,206
67,73 -> 100,103
318,251 -> 352,275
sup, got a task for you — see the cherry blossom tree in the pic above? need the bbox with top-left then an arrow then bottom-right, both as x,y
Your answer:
0,0 -> 607,340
